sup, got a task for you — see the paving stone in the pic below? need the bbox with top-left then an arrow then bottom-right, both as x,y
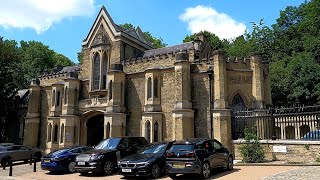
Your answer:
263,166 -> 320,180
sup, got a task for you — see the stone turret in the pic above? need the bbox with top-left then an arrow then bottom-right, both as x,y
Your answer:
172,52 -> 194,140
24,79 -> 41,147
105,63 -> 126,137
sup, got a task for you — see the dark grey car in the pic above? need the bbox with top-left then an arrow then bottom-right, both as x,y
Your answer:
0,145 -> 42,166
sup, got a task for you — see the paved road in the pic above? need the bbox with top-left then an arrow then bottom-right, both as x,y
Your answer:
0,162 -> 318,180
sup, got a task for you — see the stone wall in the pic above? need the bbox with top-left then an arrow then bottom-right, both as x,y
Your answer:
233,140 -> 320,163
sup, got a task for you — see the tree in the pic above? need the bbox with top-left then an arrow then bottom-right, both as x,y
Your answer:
0,37 -> 19,142
119,23 -> 167,48
182,30 -> 224,51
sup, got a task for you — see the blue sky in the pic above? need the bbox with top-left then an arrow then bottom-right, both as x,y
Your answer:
0,0 -> 306,63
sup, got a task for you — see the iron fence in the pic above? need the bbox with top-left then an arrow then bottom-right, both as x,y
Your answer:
231,105 -> 320,140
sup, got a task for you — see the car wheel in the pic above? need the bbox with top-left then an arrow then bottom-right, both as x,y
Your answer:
1,158 -> 9,167
168,173 -> 176,179
227,156 -> 233,171
151,164 -> 161,178
33,153 -> 42,162
68,162 -> 76,173
103,161 -> 114,175
201,162 -> 211,179
80,172 -> 89,176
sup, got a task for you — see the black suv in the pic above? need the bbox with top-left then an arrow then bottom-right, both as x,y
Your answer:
166,138 -> 233,179
74,137 -> 148,175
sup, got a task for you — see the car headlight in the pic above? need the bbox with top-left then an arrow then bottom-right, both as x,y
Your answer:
51,157 -> 65,161
136,162 -> 149,168
90,155 -> 103,161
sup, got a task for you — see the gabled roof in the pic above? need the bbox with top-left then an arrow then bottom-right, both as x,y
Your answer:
82,6 -> 153,49
40,65 -> 81,77
141,42 -> 194,58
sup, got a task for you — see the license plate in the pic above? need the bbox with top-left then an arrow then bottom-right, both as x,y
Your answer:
173,163 -> 185,168
44,160 -> 50,163
121,169 -> 132,172
78,162 -> 85,165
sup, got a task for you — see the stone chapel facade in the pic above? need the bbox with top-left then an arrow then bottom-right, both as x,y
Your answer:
23,6 -> 271,153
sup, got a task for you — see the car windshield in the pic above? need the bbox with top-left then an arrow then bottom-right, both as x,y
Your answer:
169,144 -> 194,153
138,144 -> 167,154
95,138 -> 121,150
50,148 -> 70,156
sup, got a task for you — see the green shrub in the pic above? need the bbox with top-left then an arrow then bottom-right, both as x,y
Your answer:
240,127 -> 265,163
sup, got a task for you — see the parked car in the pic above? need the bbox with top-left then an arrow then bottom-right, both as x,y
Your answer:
302,130 -> 320,140
0,145 -> 42,167
166,138 -> 233,179
118,141 -> 174,178
41,146 -> 93,173
75,137 -> 148,175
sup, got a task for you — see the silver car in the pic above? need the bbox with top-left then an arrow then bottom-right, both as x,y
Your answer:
0,145 -> 42,166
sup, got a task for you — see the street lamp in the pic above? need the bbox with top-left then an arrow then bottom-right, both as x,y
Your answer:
207,66 -> 214,138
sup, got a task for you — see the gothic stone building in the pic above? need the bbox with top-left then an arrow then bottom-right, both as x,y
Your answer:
23,6 -> 271,153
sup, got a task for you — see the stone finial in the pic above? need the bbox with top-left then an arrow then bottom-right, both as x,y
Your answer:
31,78 -> 40,85
175,52 -> 189,62
110,63 -> 123,71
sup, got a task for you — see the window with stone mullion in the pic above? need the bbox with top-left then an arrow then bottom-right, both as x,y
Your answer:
93,53 -> 100,90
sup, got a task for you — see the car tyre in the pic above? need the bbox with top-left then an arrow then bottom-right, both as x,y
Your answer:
68,162 -> 76,173
227,156 -> 233,171
1,158 -> 9,167
33,153 -> 42,162
80,172 -> 89,176
201,162 -> 211,179
103,160 -> 114,175
168,173 -> 176,179
151,163 -> 161,178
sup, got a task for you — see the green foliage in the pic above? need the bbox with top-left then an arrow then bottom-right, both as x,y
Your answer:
304,144 -> 310,150
182,30 -> 224,50
240,127 -> 265,163
316,156 -> 320,162
77,51 -> 83,64
0,37 -> 19,142
119,23 -> 167,48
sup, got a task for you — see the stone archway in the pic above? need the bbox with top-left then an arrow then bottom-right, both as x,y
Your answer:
86,114 -> 104,146
80,111 -> 105,146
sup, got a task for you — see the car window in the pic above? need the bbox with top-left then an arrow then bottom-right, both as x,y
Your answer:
213,140 -> 222,150
118,138 -> 130,148
70,148 -> 82,154
204,141 -> 214,152
138,144 -> 167,154
95,138 -> 121,150
169,144 -> 194,153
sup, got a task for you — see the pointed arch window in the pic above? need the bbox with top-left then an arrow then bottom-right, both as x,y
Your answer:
52,90 -> 56,107
145,121 -> 151,143
60,124 -> 65,143
231,94 -> 245,111
56,91 -> 60,106
64,87 -> 68,104
154,78 -> 158,98
73,125 -> 77,144
53,125 -> 58,143
93,53 -> 100,90
47,124 -> 52,142
102,52 -> 108,89
106,122 -> 111,139
147,77 -> 152,99
109,80 -> 113,100
153,122 -> 159,142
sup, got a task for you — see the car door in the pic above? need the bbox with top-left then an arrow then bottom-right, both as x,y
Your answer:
118,138 -> 131,159
8,146 -> 22,161
204,141 -> 219,168
212,140 -> 228,167
19,146 -> 33,160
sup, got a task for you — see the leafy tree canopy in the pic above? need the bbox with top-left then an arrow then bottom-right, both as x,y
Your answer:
119,23 -> 167,48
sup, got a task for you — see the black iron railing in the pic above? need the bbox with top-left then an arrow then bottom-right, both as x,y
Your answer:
231,105 -> 320,140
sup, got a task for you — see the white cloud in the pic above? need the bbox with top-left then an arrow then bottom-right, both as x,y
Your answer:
179,5 -> 247,40
0,0 -> 95,34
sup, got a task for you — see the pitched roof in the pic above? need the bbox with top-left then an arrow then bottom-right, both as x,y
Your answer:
141,42 -> 194,58
83,6 -> 153,49
40,65 -> 81,77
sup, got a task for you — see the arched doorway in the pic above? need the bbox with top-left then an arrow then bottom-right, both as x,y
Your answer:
86,114 -> 104,146
231,94 -> 246,140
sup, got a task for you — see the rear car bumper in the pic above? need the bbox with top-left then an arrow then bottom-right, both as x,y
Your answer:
166,161 -> 201,175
